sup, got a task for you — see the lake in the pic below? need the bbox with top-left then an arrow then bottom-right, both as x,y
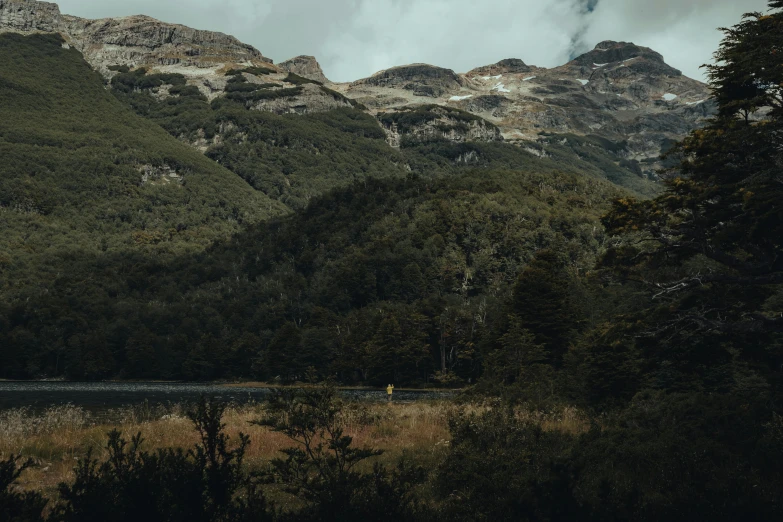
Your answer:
0,382 -> 454,411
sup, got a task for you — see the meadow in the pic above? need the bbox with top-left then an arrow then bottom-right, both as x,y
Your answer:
0,399 -> 589,511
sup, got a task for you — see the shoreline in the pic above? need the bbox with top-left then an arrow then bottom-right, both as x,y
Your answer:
0,379 -> 465,393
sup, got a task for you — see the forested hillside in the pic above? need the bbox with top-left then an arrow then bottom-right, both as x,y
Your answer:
2,1 -> 783,520
0,33 -> 287,294
109,67 -> 410,210
0,31 -> 630,381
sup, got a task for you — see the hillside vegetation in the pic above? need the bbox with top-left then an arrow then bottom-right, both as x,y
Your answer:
3,2 -> 783,520
0,148 -> 622,381
0,33 -> 286,295
111,69 -> 407,210
0,32 -> 631,381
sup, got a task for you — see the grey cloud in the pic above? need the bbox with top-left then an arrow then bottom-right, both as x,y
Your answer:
579,0 -> 768,79
56,0 -> 770,82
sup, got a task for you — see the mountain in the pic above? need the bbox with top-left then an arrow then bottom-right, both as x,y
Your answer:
0,0 -> 714,381
0,0 -> 272,71
0,31 -> 289,300
334,41 -> 714,182
1,0 -> 714,196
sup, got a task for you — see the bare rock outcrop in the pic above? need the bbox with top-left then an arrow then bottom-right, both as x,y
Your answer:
353,64 -> 464,98
62,15 -> 271,73
0,0 -> 60,32
278,55 -> 329,84
468,58 -> 531,77
378,105 -> 502,147
248,83 -> 355,115
0,0 -> 272,74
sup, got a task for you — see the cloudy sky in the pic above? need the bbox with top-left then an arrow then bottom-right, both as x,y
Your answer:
56,0 -> 768,82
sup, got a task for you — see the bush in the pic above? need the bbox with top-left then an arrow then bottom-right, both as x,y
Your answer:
0,455 -> 47,522
50,398 -> 271,522
170,84 -> 204,97
284,72 -> 323,86
255,383 -> 429,521
436,406 -> 580,522
225,66 -> 275,77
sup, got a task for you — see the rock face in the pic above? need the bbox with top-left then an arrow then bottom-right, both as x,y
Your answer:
570,41 -> 680,74
378,105 -> 502,147
248,83 -> 355,115
0,0 -> 60,32
330,41 -> 714,179
0,0 -> 272,74
353,64 -> 464,98
278,55 -> 329,84
468,58 -> 531,76
62,15 -> 271,72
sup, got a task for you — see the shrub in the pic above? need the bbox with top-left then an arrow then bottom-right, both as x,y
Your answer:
0,455 -> 47,522
169,84 -> 204,97
254,382 -> 429,521
225,66 -> 275,77
284,72 -> 323,86
50,398 -> 271,522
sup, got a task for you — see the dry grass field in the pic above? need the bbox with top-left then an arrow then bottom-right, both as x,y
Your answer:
0,400 -> 590,510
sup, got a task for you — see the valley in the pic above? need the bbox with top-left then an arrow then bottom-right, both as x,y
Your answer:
1,0 -> 782,520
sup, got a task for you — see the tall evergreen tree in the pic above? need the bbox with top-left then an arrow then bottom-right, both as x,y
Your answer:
512,249 -> 578,367
601,0 -> 783,393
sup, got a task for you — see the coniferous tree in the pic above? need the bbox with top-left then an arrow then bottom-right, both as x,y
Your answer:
601,0 -> 783,393
512,249 -> 578,367
484,316 -> 554,403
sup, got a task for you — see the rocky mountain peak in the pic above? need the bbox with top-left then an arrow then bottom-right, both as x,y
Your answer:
0,0 -> 61,33
0,0 -> 272,72
353,63 -> 464,98
468,58 -> 531,76
570,40 -> 680,76
278,55 -> 329,84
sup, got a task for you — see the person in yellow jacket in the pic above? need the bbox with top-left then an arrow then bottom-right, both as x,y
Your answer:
386,384 -> 394,402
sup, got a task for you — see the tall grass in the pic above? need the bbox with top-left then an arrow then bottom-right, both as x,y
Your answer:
0,405 -> 90,441
0,400 -> 588,501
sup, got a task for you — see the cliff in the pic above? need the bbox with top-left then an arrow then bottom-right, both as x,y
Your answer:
278,55 -> 329,84
0,0 -> 272,74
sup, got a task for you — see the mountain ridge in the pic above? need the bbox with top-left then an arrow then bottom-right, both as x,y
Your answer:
0,0 -> 715,188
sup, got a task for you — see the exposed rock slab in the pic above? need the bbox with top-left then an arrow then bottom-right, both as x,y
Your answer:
352,64 -> 464,98
332,41 -> 714,178
378,105 -> 502,147
0,0 -> 60,32
278,55 -> 329,84
0,0 -> 272,75
468,58 -> 531,76
248,83 -> 354,115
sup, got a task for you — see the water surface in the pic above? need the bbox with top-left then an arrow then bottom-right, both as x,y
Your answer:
0,381 -> 452,412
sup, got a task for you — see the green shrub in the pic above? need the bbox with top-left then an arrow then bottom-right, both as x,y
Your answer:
225,66 -> 275,77
50,398 -> 271,522
284,72 -> 323,86
0,455 -> 47,522
169,84 -> 204,97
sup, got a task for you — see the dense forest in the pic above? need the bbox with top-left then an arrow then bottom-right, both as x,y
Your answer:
0,30 -> 634,383
2,1 -> 783,519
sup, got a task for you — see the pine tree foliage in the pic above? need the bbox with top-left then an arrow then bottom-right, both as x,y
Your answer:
601,1 -> 783,385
